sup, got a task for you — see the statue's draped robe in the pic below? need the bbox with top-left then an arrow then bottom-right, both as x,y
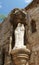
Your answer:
13,23 -> 26,50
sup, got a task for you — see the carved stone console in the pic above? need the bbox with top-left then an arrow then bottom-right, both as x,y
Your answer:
10,48 -> 30,65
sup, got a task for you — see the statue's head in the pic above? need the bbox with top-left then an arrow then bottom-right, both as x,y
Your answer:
10,8 -> 27,30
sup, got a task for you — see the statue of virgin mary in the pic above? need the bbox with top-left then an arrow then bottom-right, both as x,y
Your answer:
13,23 -> 26,50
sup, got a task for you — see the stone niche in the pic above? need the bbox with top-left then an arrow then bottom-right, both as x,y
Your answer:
9,8 -> 31,65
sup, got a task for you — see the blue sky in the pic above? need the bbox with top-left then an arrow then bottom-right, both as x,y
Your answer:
0,0 -> 32,16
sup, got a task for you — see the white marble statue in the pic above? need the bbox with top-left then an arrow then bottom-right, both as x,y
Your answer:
9,23 -> 30,53
13,23 -> 26,50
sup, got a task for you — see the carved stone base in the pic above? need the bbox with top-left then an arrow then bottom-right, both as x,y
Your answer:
10,48 -> 30,65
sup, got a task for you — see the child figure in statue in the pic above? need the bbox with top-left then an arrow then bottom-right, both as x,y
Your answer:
13,23 -> 26,50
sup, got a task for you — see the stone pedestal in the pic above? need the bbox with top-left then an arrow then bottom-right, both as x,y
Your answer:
10,48 -> 30,65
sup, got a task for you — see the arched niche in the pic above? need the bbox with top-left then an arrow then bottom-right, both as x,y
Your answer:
9,8 -> 29,49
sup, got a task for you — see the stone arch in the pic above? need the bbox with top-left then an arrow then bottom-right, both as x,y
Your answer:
9,8 -> 29,49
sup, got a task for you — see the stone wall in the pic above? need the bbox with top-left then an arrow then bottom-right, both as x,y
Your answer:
25,5 -> 39,65
0,16 -> 12,65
